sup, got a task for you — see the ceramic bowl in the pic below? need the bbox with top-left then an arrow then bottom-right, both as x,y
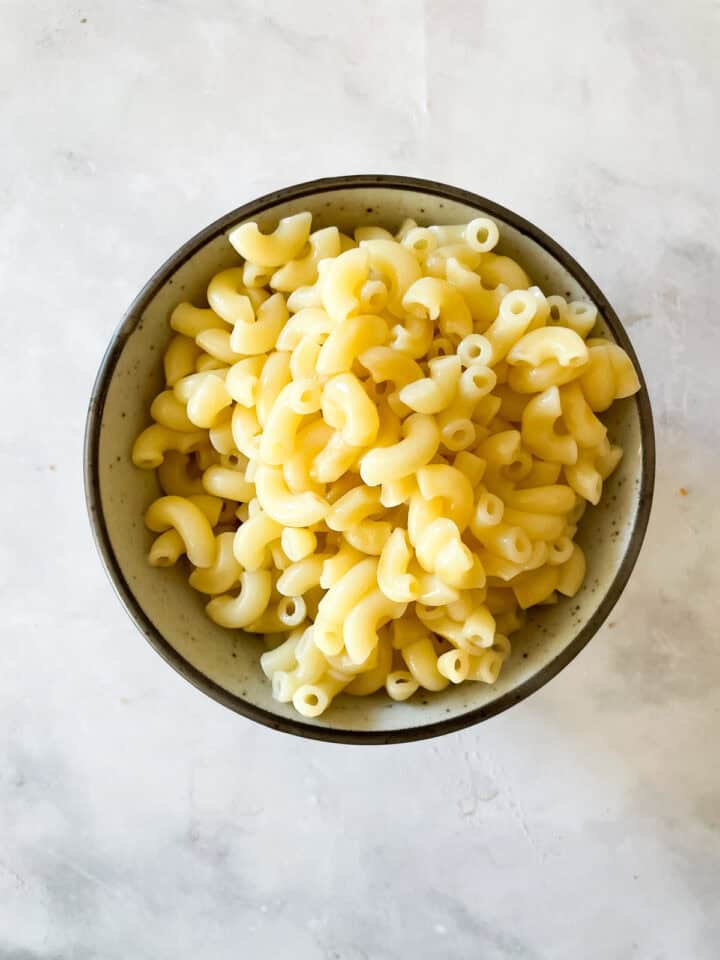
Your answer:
85,175 -> 655,744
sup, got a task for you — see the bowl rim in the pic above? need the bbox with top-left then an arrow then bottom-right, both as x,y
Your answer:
84,173 -> 655,745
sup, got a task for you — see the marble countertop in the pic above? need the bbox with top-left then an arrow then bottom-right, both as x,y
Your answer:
2,1 -> 718,956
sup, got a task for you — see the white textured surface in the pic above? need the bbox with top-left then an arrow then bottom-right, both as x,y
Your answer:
1,1 -> 719,956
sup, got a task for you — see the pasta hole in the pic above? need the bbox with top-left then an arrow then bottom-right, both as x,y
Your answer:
475,227 -> 489,244
550,305 -> 561,320
510,299 -> 525,316
304,692 -> 319,706
468,345 -> 481,359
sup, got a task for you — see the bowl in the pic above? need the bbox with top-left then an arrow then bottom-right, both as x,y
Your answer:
84,174 -> 655,744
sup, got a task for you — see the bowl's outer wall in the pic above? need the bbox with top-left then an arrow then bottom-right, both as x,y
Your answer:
85,176 -> 654,743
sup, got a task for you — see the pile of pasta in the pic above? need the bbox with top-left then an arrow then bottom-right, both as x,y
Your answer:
132,211 -> 640,718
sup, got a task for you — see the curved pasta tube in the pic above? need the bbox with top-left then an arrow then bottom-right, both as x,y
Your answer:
471,522 -> 532,565
270,226 -> 340,291
358,239 -> 422,317
255,350 -> 292,426
255,464 -> 329,528
225,356 -> 266,407
437,648 -> 471,684
560,300 -> 597,338
415,517 -> 474,586
580,341 -> 640,411
229,292 -> 288,356
310,430 -> 360,484
477,252 -> 531,291
358,345 -> 423,390
343,521 -> 392,556
521,385 -> 578,465
428,217 -> 500,253
186,374 -> 232,429
564,438 -> 621,505
280,527 -> 317,563
170,302 -> 228,338
385,670 -> 419,701
506,484 -> 576,515
259,379 -> 322,465
345,633 -> 394,695
206,570 -> 273,627
402,277 -> 473,338
507,357 -> 588,394
195,329 -> 244,366
292,671 -> 349,718
360,413 -> 440,486
228,212 -> 312,267
389,313 -> 434,360
157,451 -> 205,497
322,373 -> 380,447
145,495 -> 216,568
173,368 -> 227,404
284,419 -> 332,493
319,543 -> 365,590
378,529 -> 420,602
321,247 -> 370,322
163,334 -> 202,386
508,326 -> 588,369
275,307 -> 333,351
416,464 -> 474,531
557,544 -> 586,596
231,404 -> 261,459
380,474 -> 417,508
316,314 -> 389,375
407,491 -> 443,547
445,257 -> 507,330
276,554 -> 328,597
132,424 -> 205,469
148,494 -> 222,567
398,355 -> 462,414
483,290 -> 539,365
512,565 -> 560,609
150,391 -> 195,433
201,464 -> 255,502
233,508 -> 282,570
188,532 -> 242,594
206,268 -> 257,325
326,486 -> 382,532
559,381 -> 607,448
502,508 -> 566,541
425,243 -> 483,278
316,556 -> 378,625
401,226 -> 438,261
402,635 -> 449,691
343,588 -> 407,665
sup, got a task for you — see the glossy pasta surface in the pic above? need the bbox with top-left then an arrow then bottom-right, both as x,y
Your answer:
132,212 -> 640,718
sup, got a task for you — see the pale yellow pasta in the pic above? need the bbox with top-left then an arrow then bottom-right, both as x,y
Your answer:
316,313 -> 388,375
402,635 -> 449,691
228,212 -> 312,267
270,226 -> 341,292
360,413 -> 439,486
521,386 -> 578,465
398,355 -> 462,414
322,372 -> 379,446
402,277 -> 473,339
188,531 -> 242,594
145,495 -> 217,568
170,302 -> 228,338
229,292 -> 288,356
378,529 -> 420,602
385,670 -> 419,701
206,570 -> 273,627
164,334 -> 201,386
358,238 -> 422,317
186,374 -> 232,429
135,210 -> 641,716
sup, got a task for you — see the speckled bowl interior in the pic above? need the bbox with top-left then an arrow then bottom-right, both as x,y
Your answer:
86,176 -> 654,743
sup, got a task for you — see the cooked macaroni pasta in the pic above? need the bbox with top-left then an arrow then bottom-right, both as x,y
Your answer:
133,210 -> 641,717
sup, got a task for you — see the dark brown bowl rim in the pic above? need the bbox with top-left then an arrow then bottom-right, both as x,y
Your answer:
84,174 -> 655,745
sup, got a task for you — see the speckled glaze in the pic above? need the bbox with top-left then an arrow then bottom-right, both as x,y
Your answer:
84,175 -> 654,743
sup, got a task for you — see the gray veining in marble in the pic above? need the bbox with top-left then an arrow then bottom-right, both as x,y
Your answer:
1,0 -> 719,957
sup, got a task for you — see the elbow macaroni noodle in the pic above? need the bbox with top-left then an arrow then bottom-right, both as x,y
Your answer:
132,211 -> 641,717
